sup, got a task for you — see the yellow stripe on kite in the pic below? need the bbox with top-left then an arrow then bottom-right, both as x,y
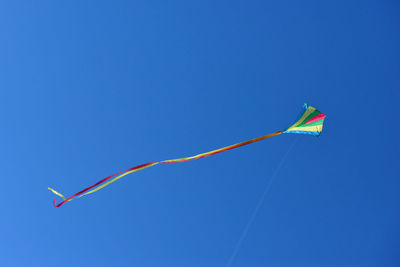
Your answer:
288,124 -> 323,133
287,106 -> 316,130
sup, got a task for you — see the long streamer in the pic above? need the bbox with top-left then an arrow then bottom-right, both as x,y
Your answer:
49,131 -> 282,207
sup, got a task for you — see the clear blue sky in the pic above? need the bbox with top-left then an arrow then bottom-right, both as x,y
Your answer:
1,1 -> 399,266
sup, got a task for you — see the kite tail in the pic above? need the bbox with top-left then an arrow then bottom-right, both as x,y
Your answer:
48,131 -> 282,207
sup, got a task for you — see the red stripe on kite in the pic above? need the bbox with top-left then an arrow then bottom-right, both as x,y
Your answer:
303,113 -> 326,125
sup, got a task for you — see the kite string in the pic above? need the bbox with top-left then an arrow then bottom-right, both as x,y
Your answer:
226,136 -> 298,267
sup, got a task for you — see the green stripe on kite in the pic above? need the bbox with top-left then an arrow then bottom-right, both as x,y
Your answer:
296,119 -> 324,128
300,109 -> 321,126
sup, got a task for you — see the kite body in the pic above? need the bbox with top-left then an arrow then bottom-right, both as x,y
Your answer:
49,104 -> 326,207
283,104 -> 326,136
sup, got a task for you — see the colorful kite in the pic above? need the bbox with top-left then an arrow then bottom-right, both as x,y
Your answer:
49,103 -> 326,207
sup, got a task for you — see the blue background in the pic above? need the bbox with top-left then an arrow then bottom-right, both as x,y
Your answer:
1,1 -> 399,266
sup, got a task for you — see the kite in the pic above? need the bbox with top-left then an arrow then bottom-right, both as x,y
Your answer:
48,103 -> 326,207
